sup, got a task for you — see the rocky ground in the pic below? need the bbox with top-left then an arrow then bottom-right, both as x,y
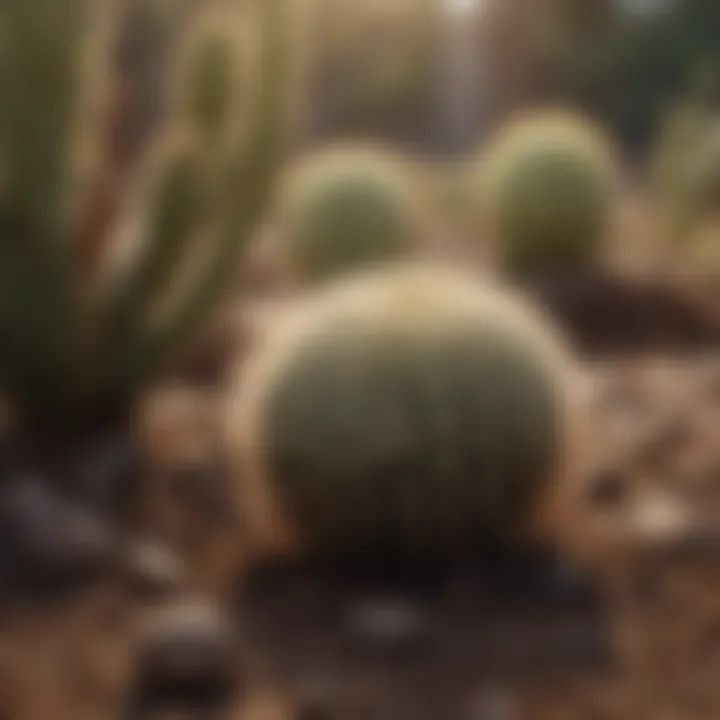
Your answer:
0,352 -> 716,719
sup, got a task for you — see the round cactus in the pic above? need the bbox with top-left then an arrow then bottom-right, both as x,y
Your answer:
278,149 -> 419,285
480,113 -> 617,274
228,265 -> 577,559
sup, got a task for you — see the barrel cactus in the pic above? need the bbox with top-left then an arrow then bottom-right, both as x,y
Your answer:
0,0 -> 290,428
227,265 -> 577,559
277,148 -> 419,285
480,112 -> 617,275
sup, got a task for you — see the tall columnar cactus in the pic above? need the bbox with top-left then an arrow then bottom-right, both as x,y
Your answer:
277,148 -> 420,285
227,265 -> 576,558
479,112 -> 617,275
0,0 -> 290,427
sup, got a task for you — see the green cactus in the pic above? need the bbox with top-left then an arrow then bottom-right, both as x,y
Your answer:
233,265 -> 573,558
0,0 -> 290,428
178,21 -> 239,142
480,113 -> 617,275
652,114 -> 720,244
279,149 -> 418,285
650,101 -> 714,243
649,71 -> 720,244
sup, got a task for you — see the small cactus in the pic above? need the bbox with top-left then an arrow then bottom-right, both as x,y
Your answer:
227,264 -> 577,558
277,148 -> 419,285
480,112 -> 617,275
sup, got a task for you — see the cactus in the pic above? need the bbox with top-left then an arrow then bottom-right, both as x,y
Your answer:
0,0 -> 290,427
480,112 -> 617,275
658,121 -> 720,243
649,74 -> 719,244
277,148 -> 419,285
229,265 -> 575,558
676,221 -> 720,321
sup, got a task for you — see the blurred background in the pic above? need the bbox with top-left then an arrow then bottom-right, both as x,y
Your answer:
121,0 -> 719,155
0,0 -> 718,718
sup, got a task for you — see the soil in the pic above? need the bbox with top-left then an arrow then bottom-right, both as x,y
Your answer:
525,272 -> 720,355
0,314 -> 717,719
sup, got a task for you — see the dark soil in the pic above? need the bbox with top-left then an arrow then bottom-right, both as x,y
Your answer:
526,273 -> 720,355
237,554 -> 615,720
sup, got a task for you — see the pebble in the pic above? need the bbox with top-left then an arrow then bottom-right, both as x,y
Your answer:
465,687 -> 517,720
0,477 -> 115,586
124,540 -> 185,599
343,596 -> 430,654
294,676 -> 337,720
73,435 -> 140,516
135,600 -> 240,695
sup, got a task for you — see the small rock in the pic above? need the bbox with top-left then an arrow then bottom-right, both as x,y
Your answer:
343,596 -> 430,654
294,676 -> 337,720
134,600 -> 241,710
74,435 -> 140,517
0,478 -> 116,590
466,688 -> 517,720
542,558 -> 598,603
587,469 -> 628,509
124,540 -> 185,599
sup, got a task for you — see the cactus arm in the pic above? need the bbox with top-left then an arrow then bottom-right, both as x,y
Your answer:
1,0 -> 88,237
76,74 -> 133,277
0,0 -> 107,422
105,0 -> 290,394
99,6 -> 243,340
104,144 -> 207,340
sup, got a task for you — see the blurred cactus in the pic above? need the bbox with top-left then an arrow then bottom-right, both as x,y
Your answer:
113,0 -> 198,163
675,220 -> 720,322
229,265 -> 574,558
278,148 -> 419,285
179,23 -> 239,141
650,88 -> 720,243
480,112 -> 618,275
0,0 -> 290,428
